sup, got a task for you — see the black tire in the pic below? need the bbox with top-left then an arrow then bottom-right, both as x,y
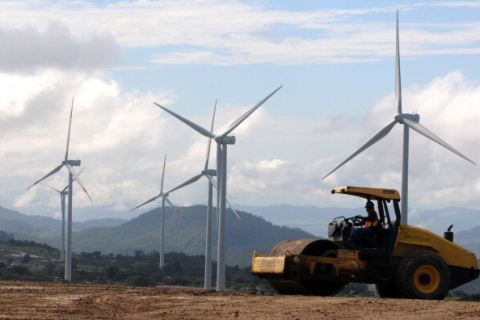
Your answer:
268,280 -> 310,295
375,283 -> 400,298
300,280 -> 345,296
268,280 -> 345,296
395,251 -> 450,300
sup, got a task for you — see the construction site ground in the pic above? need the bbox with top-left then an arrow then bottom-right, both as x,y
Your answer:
0,280 -> 479,319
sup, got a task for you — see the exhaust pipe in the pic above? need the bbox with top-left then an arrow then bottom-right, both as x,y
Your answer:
444,224 -> 454,242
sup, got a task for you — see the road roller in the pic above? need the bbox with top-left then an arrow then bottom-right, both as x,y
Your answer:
251,186 -> 479,299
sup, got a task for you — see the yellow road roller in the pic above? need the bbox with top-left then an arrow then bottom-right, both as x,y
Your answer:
251,186 -> 479,299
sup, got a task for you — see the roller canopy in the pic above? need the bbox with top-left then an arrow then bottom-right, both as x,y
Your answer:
331,186 -> 400,201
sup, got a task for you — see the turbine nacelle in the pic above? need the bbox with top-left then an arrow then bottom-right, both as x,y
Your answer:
202,169 -> 217,176
215,136 -> 236,145
395,113 -> 420,124
63,160 -> 81,167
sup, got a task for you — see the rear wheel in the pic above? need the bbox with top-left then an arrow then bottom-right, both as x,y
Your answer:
395,251 -> 450,300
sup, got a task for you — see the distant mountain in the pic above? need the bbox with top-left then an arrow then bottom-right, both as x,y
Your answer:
0,206 -> 127,237
3,203 -> 480,268
237,204 -> 360,237
5,205 -> 313,267
455,226 -> 480,257
239,204 -> 480,237
69,205 -> 314,267
407,207 -> 480,236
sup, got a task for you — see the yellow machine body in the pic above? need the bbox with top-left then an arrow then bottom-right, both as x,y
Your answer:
252,186 -> 480,299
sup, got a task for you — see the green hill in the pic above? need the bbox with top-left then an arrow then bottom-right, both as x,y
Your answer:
67,205 -> 314,267
11,205 -> 313,267
0,205 -> 126,238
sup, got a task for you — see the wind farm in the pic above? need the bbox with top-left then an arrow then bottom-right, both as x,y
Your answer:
154,86 -> 283,291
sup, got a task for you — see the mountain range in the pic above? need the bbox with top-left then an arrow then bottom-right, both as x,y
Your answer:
0,205 -> 313,267
238,204 -> 480,237
1,204 -> 480,267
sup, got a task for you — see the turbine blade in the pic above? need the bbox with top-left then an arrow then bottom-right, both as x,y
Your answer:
220,86 -> 283,137
402,118 -> 476,165
65,97 -> 74,161
62,167 -> 85,192
225,197 -> 241,220
65,164 -> 93,201
42,184 -> 62,193
396,11 -> 402,114
26,164 -> 64,190
163,196 -> 181,215
322,120 -> 398,180
161,154 -> 167,194
130,193 -> 162,211
205,100 -> 217,170
165,173 -> 203,195
153,102 -> 216,139
205,174 -> 240,220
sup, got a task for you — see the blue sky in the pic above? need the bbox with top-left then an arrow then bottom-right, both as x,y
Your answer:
0,1 -> 480,220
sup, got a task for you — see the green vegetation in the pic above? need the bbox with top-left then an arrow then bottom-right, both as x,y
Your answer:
0,239 -> 274,293
0,239 -> 59,259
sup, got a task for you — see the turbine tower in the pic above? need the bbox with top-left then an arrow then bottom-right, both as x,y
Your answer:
42,168 -> 84,261
154,85 -> 282,291
130,154 -> 181,268
27,98 -> 92,281
322,12 -> 475,224
161,101 -> 240,290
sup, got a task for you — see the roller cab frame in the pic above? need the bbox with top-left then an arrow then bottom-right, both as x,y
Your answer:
252,186 -> 480,299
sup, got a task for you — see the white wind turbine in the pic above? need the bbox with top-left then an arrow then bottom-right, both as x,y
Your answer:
27,98 -> 92,281
161,101 -> 241,290
42,168 -> 85,261
154,85 -> 282,291
322,12 -> 475,224
130,154 -> 182,268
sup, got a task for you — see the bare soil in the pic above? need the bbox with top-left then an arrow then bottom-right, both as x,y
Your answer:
0,281 -> 479,319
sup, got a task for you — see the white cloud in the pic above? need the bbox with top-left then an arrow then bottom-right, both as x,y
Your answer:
2,68 -> 480,218
0,1 -> 478,66
0,22 -> 120,72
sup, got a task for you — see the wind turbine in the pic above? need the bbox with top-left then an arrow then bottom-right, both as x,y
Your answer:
161,101 -> 241,290
26,97 -> 92,281
322,12 -> 476,224
130,154 -> 181,268
42,168 -> 84,261
154,85 -> 282,291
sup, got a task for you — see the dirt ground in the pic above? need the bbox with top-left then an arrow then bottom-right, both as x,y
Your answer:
0,281 -> 480,319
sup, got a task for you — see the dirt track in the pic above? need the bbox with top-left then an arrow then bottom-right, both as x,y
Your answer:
0,281 -> 479,319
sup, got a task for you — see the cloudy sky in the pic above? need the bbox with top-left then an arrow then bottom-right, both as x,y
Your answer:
1,0 -> 480,220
